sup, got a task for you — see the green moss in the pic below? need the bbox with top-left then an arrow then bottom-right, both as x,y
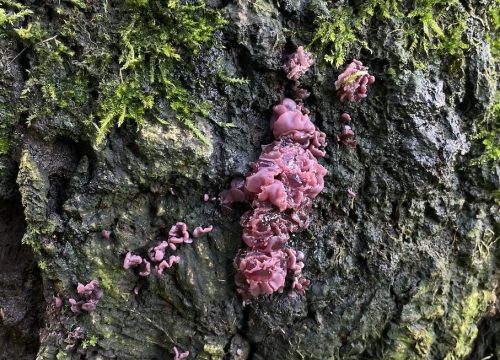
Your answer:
7,1 -> 224,146
0,0 -> 31,28
81,335 -> 98,350
444,289 -> 495,359
310,6 -> 363,68
55,351 -> 71,360
472,4 -> 499,168
83,243 -> 131,302
310,0 -> 470,68
94,0 -> 225,146
0,102 -> 14,155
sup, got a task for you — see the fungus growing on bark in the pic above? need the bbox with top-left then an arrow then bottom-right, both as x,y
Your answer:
167,222 -> 192,250
101,229 -> 111,239
240,206 -> 293,252
138,259 -> 151,277
172,346 -> 189,360
335,59 -> 375,102
193,225 -> 213,238
156,255 -> 180,275
283,46 -> 314,81
148,241 -> 169,262
123,252 -> 143,269
69,280 -> 102,314
54,295 -> 62,308
220,177 -> 247,206
234,249 -> 288,299
341,112 -> 351,123
228,98 -> 326,299
123,252 -> 151,277
338,124 -> 357,147
124,221 -> 199,278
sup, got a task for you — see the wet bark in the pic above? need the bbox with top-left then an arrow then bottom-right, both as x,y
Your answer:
0,0 -> 498,359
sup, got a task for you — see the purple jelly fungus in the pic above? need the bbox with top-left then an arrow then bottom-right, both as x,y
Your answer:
54,295 -> 62,308
234,249 -> 288,299
283,46 -> 314,81
335,59 -> 375,102
220,177 -> 247,206
148,241 -> 168,262
173,346 -> 189,360
69,298 -> 82,314
156,255 -> 180,275
126,221 -> 196,278
193,225 -> 213,238
138,259 -> 151,277
168,222 -> 191,247
70,280 -> 102,313
227,98 -> 326,299
123,252 -> 143,270
101,229 -> 111,239
338,124 -> 357,147
341,113 -> 351,123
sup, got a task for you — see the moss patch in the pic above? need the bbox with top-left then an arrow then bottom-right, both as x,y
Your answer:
3,0 -> 225,146
309,0 -> 470,68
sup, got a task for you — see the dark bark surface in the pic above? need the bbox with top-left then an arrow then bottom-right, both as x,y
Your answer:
0,0 -> 499,359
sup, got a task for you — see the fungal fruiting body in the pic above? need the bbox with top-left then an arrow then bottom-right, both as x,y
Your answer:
172,346 -> 189,360
230,98 -> 327,299
69,280 -> 103,313
193,225 -> 213,238
283,46 -> 314,81
123,222 -> 210,278
335,59 -> 375,102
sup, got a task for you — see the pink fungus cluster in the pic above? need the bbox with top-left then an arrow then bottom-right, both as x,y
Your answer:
123,222 -> 212,278
335,59 -> 375,102
225,98 -> 327,299
69,280 -> 103,313
283,46 -> 314,81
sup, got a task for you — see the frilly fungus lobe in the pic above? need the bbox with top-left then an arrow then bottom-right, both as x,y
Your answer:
335,59 -> 375,102
283,46 -> 314,81
229,98 -> 327,299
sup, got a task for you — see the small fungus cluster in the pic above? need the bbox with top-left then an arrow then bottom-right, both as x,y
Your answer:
69,280 -> 103,314
335,59 -> 375,102
123,222 -> 212,278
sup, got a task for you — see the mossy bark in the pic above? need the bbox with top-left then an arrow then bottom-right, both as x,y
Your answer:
0,0 -> 499,359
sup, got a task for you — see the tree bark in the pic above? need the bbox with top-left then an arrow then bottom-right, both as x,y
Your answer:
0,0 -> 498,359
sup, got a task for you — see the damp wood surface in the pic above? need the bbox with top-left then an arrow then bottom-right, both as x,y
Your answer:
0,0 -> 498,359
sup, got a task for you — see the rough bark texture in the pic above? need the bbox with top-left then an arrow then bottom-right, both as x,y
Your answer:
0,0 -> 499,359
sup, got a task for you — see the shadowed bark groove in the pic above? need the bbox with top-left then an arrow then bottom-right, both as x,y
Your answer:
0,198 -> 44,359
